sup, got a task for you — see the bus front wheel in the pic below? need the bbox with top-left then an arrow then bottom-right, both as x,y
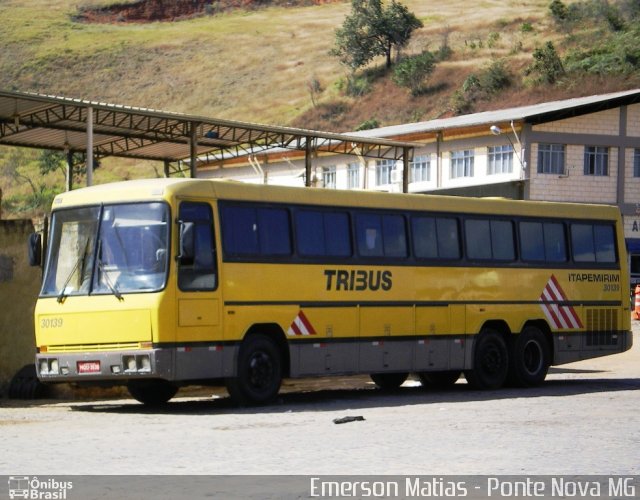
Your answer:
226,334 -> 282,406
465,329 -> 508,390
370,372 -> 408,390
507,326 -> 550,387
127,379 -> 178,405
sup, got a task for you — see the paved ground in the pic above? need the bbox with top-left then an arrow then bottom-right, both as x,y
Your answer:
0,322 -> 638,476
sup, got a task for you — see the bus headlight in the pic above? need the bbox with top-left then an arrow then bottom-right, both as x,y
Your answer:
39,359 -> 49,375
122,354 -> 151,373
123,355 -> 137,372
139,355 -> 151,373
39,358 -> 60,375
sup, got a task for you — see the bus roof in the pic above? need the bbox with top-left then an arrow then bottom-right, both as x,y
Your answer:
51,178 -> 621,221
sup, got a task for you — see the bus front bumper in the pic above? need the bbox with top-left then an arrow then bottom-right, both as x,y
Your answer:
36,349 -> 173,383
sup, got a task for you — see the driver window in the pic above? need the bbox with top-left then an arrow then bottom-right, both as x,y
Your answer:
178,202 -> 217,291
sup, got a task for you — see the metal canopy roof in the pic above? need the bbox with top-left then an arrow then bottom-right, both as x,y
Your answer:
0,90 -> 419,176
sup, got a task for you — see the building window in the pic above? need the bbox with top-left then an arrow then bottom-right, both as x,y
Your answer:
488,145 -> 513,174
322,166 -> 336,189
537,144 -> 565,174
450,150 -> 474,178
634,149 -> 640,177
376,159 -> 394,185
584,146 -> 609,176
410,155 -> 431,182
347,162 -> 360,189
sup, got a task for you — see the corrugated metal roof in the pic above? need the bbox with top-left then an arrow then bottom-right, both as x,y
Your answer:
0,90 -> 420,167
350,88 -> 640,139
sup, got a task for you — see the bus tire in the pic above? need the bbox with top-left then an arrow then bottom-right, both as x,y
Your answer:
226,334 -> 282,406
370,372 -> 408,390
507,326 -> 550,387
127,379 -> 178,405
418,370 -> 461,389
465,329 -> 508,390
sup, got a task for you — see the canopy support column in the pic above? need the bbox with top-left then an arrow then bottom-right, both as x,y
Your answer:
304,136 -> 313,187
402,147 -> 410,193
66,150 -> 73,192
86,106 -> 93,186
190,122 -> 198,178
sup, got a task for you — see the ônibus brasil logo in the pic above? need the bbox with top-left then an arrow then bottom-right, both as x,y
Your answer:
8,477 -> 73,499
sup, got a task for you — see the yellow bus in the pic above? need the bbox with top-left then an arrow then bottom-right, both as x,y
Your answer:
32,178 -> 632,405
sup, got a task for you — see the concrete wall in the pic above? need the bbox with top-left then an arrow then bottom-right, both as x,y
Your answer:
0,219 -> 41,395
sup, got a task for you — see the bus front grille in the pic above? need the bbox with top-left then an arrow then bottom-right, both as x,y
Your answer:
45,342 -> 142,353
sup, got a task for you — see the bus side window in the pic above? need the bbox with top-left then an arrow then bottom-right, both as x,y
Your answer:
519,221 -> 545,261
594,224 -> 616,263
520,221 -> 567,263
178,202 -> 217,291
571,222 -> 616,264
436,217 -> 461,259
466,218 -> 514,261
220,205 -> 292,257
412,216 -> 460,260
296,210 -> 351,257
355,213 -> 407,258
356,214 -> 383,257
544,222 -> 567,262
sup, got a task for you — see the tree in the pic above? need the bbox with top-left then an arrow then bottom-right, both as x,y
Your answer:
331,0 -> 423,71
526,41 -> 565,84
549,0 -> 569,24
306,76 -> 323,108
392,51 -> 436,95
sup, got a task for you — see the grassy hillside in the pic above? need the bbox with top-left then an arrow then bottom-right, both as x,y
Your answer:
1,0 -> 562,124
0,0 -> 639,217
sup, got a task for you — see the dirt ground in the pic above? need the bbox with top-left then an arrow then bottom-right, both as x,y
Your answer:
0,322 -> 638,477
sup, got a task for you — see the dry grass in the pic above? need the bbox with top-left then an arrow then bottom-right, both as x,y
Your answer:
1,0 -> 638,218
0,0 -> 559,125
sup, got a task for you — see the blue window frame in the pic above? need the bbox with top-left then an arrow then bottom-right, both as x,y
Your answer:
355,213 -> 407,258
221,205 -> 291,257
296,210 -> 351,257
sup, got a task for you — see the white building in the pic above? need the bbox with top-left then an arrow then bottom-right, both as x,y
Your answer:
199,89 -> 640,279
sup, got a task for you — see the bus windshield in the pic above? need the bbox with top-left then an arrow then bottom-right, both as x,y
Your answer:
41,202 -> 170,299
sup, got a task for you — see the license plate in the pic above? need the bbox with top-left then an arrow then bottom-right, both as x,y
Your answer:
77,361 -> 100,374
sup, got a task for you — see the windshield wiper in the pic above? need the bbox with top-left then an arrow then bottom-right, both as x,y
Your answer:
57,238 -> 90,303
96,239 -> 123,301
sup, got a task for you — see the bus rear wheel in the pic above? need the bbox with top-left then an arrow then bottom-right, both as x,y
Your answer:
370,372 -> 408,390
226,334 -> 282,406
418,370 -> 461,389
465,329 -> 508,390
127,379 -> 178,405
507,326 -> 550,387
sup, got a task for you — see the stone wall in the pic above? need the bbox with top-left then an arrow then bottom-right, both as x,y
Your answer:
0,219 -> 41,395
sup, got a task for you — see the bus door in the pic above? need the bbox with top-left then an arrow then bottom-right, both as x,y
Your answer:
174,200 -> 224,380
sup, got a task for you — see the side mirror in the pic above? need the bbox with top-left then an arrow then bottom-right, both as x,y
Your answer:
28,233 -> 42,267
178,221 -> 195,265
